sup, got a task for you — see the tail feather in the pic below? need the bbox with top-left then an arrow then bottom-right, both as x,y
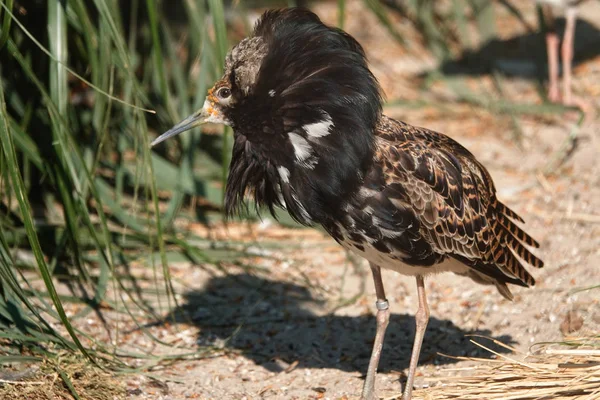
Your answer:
500,226 -> 544,268
504,248 -> 536,286
456,258 -> 526,300
497,213 -> 540,248
498,202 -> 525,223
489,221 -> 537,287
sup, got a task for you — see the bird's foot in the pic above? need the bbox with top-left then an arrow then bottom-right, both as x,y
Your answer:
562,95 -> 593,124
547,86 -> 561,103
565,95 -> 590,111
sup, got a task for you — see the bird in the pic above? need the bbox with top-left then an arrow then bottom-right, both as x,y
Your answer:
151,8 -> 543,400
537,0 -> 590,105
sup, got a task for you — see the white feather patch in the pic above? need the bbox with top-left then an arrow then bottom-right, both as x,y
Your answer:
291,193 -> 312,222
288,132 -> 312,162
380,227 -> 403,238
359,187 -> 379,198
276,185 -> 286,208
277,166 -> 290,184
201,99 -> 230,125
303,112 -> 333,138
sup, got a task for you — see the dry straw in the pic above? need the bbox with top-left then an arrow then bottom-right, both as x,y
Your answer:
0,352 -> 126,400
402,336 -> 600,400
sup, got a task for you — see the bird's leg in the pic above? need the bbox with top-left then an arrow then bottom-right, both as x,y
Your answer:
361,263 -> 390,400
545,30 -> 560,102
561,6 -> 577,106
402,275 -> 429,400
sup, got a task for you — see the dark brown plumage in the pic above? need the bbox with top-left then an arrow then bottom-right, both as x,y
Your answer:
329,115 -> 543,300
151,8 -> 543,400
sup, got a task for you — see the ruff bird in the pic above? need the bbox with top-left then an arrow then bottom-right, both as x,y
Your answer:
151,8 -> 543,400
538,0 -> 590,104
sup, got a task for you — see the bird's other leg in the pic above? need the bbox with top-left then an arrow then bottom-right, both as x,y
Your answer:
402,275 -> 429,400
545,30 -> 560,102
360,263 -> 391,400
562,6 -> 577,106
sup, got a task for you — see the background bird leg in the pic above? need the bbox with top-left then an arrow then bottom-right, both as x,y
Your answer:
546,32 -> 561,102
402,275 -> 430,400
361,263 -> 391,400
543,5 -> 560,102
562,6 -> 577,105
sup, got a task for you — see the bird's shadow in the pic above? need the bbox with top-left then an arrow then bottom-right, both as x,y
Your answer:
438,17 -> 600,79
162,273 -> 514,375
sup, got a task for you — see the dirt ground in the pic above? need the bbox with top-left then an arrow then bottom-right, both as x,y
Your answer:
118,1 -> 600,399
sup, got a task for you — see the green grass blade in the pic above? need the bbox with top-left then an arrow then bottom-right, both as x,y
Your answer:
338,0 -> 346,29
0,75 -> 94,364
471,0 -> 496,43
0,0 -> 13,50
145,0 -> 174,119
207,0 -> 231,203
57,367 -> 83,400
0,1 -> 154,114
453,0 -> 472,49
363,0 -> 405,45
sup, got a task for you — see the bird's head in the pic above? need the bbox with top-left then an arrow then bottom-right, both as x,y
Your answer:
152,8 -> 382,224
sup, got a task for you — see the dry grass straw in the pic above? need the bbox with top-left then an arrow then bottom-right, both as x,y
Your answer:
413,336 -> 600,400
0,352 -> 126,400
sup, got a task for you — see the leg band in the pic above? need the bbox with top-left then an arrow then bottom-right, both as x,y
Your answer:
376,299 -> 389,311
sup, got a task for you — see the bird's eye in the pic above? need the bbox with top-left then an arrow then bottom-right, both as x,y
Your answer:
216,87 -> 231,100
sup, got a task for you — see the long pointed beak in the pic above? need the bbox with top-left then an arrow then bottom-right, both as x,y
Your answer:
151,108 -> 208,147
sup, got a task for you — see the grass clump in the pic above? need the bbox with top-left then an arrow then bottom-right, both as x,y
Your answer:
0,351 -> 126,400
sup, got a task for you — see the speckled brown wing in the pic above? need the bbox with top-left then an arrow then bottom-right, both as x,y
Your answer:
372,116 -> 543,293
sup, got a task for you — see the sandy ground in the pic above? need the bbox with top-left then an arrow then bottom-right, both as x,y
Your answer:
116,1 -> 600,399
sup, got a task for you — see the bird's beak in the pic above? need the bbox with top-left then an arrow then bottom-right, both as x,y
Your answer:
150,107 -> 209,147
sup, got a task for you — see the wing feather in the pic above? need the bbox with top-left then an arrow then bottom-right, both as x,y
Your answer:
372,116 -> 543,293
